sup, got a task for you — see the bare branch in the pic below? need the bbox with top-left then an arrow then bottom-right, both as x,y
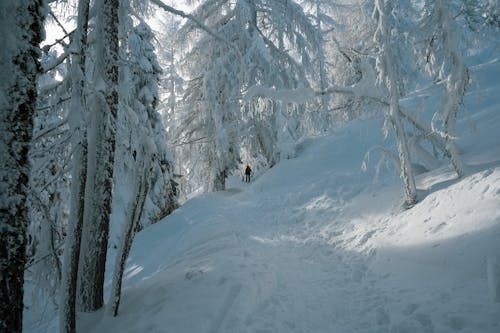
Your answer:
32,118 -> 68,141
42,29 -> 74,54
49,9 -> 70,37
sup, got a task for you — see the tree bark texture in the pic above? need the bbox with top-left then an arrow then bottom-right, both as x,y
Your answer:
110,166 -> 149,317
59,0 -> 90,331
0,1 -> 45,332
77,0 -> 120,312
375,0 -> 417,207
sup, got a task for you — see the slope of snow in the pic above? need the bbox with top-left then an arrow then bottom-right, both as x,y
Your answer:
23,56 -> 500,332
69,58 -> 500,332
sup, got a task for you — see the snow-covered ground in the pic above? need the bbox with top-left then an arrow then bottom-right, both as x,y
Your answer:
26,57 -> 500,332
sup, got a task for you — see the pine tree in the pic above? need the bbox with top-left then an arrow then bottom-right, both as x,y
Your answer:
109,16 -> 177,316
127,22 -> 177,225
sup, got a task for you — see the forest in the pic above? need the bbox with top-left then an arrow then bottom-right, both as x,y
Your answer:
1,0 -> 499,332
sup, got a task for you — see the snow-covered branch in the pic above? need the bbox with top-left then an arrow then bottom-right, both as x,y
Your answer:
150,0 -> 237,52
245,86 -> 315,104
42,51 -> 70,73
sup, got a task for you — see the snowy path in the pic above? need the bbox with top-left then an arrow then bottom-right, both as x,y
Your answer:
27,57 -> 500,332
166,185 -> 383,333
69,108 -> 500,333
15,106 -> 495,333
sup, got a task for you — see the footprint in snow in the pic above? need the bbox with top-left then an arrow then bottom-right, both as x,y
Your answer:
430,222 -> 447,234
482,168 -> 494,178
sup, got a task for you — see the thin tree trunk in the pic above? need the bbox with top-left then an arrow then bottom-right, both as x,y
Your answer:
375,0 -> 417,207
315,1 -> 329,118
436,0 -> 467,177
390,113 -> 417,206
0,1 -> 45,332
109,166 -> 149,317
59,0 -> 90,331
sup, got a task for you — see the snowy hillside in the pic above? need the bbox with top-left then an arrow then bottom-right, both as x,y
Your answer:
26,58 -> 500,333
74,58 -> 500,332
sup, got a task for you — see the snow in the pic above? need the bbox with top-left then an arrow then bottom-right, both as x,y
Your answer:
25,55 -> 500,333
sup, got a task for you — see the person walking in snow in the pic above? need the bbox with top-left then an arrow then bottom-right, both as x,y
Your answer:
244,164 -> 252,183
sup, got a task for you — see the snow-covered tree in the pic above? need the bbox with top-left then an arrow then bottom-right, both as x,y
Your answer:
102,5 -> 178,313
0,1 -> 46,331
172,0 -> 319,194
373,0 -> 417,206
109,146 -> 150,317
28,53 -> 69,309
56,0 -> 177,328
77,0 -> 120,312
59,0 -> 91,330
299,0 -> 375,123
463,0 -> 500,29
156,12 -> 185,127
126,21 -> 177,226
419,0 -> 469,177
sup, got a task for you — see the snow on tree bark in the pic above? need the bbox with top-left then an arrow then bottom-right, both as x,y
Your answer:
0,1 -> 45,332
77,0 -> 119,312
432,0 -> 468,177
315,0 -> 329,118
115,14 -> 177,230
59,0 -> 91,331
374,0 -> 417,207
109,163 -> 149,317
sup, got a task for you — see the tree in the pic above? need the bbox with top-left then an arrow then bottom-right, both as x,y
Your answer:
422,0 -> 468,177
173,0 -> 319,194
57,0 -> 176,327
109,16 -> 177,317
126,22 -> 177,226
373,0 -> 417,206
28,48 -> 70,308
77,0 -> 120,312
109,148 -> 150,317
0,1 -> 46,331
59,0 -> 91,331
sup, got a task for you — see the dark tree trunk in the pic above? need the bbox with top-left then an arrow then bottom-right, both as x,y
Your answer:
0,1 -> 45,332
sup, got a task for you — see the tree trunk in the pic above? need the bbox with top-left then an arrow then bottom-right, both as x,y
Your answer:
315,1 -> 329,118
375,0 -> 417,207
109,165 -> 149,317
390,113 -> 417,206
59,0 -> 90,331
78,0 -> 120,312
436,0 -> 468,177
0,1 -> 45,332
